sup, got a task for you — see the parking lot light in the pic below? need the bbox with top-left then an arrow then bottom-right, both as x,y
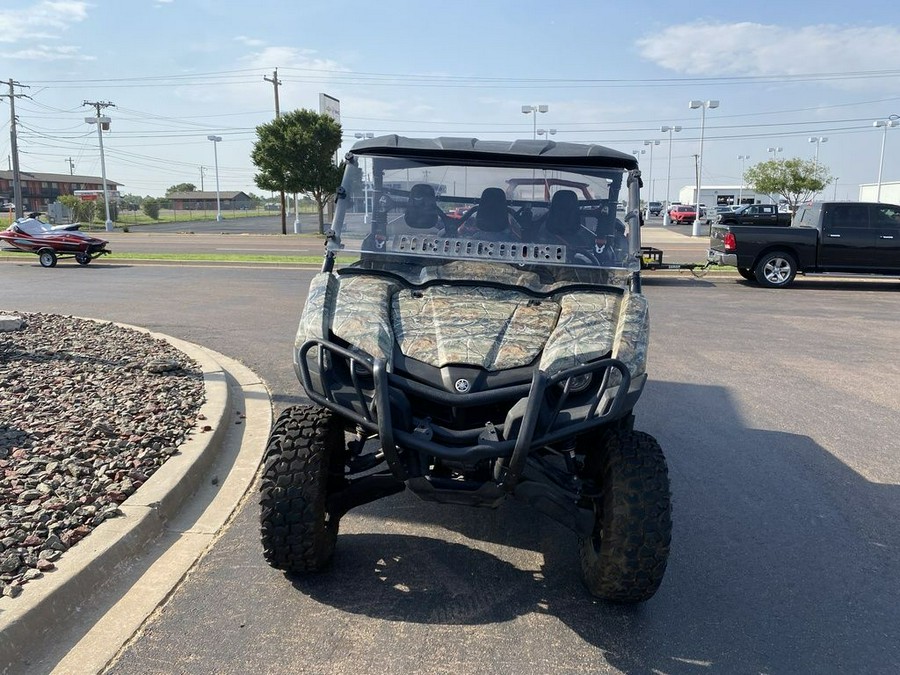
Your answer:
808,137 -> 827,199
873,119 -> 899,202
207,135 -> 222,222
689,100 -> 719,236
660,125 -> 682,225
522,104 -> 549,139
808,136 -> 828,170
643,140 -> 660,219
737,155 -> 750,205
354,132 -> 375,226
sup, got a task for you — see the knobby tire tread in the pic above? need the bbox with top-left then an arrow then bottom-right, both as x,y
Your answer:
259,405 -> 343,573
579,430 -> 672,603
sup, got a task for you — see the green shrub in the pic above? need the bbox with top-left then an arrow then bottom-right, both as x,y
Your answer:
142,198 -> 160,220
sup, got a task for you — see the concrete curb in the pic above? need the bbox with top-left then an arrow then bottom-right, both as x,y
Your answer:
0,327 -> 272,674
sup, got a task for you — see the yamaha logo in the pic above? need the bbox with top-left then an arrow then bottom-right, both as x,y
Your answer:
454,378 -> 470,393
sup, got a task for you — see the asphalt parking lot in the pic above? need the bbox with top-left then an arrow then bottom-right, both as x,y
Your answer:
2,257 -> 898,673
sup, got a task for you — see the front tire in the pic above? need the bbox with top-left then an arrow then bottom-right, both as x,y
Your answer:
579,430 -> 672,603
259,405 -> 346,573
38,250 -> 57,268
75,252 -> 92,266
754,251 -> 796,288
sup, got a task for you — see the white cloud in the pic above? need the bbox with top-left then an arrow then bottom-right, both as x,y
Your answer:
637,21 -> 900,79
166,46 -> 348,109
239,46 -> 345,74
234,35 -> 265,48
7,45 -> 95,62
0,1 -> 90,42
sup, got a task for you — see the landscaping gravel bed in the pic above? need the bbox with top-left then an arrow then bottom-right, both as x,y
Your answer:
0,312 -> 205,598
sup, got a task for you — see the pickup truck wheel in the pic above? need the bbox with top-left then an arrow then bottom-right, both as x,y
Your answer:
737,267 -> 755,281
259,405 -> 346,573
579,430 -> 672,603
755,251 -> 796,288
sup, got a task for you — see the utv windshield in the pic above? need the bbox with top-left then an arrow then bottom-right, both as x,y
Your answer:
328,142 -> 642,283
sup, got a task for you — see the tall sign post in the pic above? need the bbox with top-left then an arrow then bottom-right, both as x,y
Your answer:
319,94 -> 342,225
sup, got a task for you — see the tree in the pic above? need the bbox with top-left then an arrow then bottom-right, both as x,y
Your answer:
142,197 -> 160,220
167,183 -> 197,195
744,158 -> 831,214
57,194 -> 79,219
251,109 -> 343,234
58,194 -> 96,224
119,193 -> 143,211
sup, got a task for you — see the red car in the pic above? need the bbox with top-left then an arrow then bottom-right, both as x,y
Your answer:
0,215 -> 111,267
668,204 -> 705,224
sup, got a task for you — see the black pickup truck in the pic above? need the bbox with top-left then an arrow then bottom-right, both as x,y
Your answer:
716,203 -> 792,227
708,201 -> 900,287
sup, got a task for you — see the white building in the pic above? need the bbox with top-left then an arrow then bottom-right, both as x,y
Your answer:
858,181 -> 900,204
677,184 -> 765,207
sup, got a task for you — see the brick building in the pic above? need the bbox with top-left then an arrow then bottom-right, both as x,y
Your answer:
167,191 -> 253,211
0,171 -> 122,213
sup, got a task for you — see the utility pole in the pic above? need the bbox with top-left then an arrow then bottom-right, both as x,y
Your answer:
83,100 -> 115,231
66,157 -> 75,175
2,79 -> 29,219
264,68 -> 287,234
199,165 -> 206,191
264,68 -> 281,118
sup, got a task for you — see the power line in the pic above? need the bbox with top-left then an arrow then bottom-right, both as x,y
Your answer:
22,66 -> 900,88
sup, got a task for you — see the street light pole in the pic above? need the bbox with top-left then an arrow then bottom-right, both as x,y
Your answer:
765,147 -> 783,204
808,136 -> 828,171
737,154 -> 750,205
689,99 -> 719,237
207,135 -> 222,222
660,125 -> 681,226
808,137 -> 827,199
643,139 -> 660,219
521,104 -> 548,139
873,119 -> 899,202
354,132 -> 375,227
631,149 -> 646,213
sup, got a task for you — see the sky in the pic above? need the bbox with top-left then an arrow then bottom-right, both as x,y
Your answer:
3,0 -> 900,202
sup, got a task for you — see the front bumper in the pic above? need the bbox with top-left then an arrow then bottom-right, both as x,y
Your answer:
707,249 -> 737,266
295,337 -> 644,486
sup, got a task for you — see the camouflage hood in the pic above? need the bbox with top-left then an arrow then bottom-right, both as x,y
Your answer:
298,269 -> 648,377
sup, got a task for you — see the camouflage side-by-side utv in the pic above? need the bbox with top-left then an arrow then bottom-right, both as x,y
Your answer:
260,136 -> 672,603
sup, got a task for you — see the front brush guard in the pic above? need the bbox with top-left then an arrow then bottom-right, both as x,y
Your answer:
296,338 -> 633,490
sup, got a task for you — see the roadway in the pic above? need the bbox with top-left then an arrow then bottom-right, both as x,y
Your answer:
2,257 -> 897,673
93,215 -> 712,264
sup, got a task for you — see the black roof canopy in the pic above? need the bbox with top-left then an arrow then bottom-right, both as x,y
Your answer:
350,135 -> 639,171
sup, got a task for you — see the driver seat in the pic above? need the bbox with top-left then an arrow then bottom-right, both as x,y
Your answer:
545,190 -> 586,241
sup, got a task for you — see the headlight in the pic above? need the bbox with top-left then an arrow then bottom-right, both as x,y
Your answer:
562,372 -> 593,393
